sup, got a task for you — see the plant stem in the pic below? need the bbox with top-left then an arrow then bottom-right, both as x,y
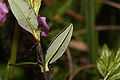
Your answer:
36,43 -> 50,80
83,0 -> 98,63
6,26 -> 19,80
80,0 -> 98,79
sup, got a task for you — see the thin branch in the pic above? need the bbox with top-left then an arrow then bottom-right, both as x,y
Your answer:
75,25 -> 120,34
66,49 -> 73,80
66,10 -> 84,22
96,26 -> 120,31
6,23 -> 19,80
103,0 -> 120,9
36,43 -> 49,80
69,64 -> 95,80
15,62 -> 38,66
69,40 -> 88,51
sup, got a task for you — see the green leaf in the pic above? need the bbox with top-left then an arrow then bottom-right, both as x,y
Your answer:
26,0 -> 42,15
97,45 -> 120,80
97,45 -> 112,76
109,70 -> 120,80
49,26 -> 73,64
45,24 -> 73,67
8,0 -> 39,39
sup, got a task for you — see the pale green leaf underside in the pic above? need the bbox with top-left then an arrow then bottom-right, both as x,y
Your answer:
26,0 -> 42,15
45,24 -> 73,65
49,25 -> 73,64
8,0 -> 38,35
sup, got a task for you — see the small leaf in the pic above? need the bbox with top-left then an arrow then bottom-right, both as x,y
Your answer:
97,45 -> 120,80
8,0 -> 38,38
45,24 -> 73,66
49,26 -> 73,64
97,45 -> 110,76
109,73 -> 120,80
26,0 -> 42,15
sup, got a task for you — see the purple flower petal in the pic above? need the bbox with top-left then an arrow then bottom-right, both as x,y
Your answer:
0,2 -> 8,23
38,16 -> 50,37
41,32 -> 48,37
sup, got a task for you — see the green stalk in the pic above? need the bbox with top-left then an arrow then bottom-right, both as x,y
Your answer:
80,0 -> 98,79
6,27 -> 19,80
81,0 -> 98,66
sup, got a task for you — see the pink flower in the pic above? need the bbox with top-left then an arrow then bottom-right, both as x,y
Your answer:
38,16 -> 50,37
0,2 -> 8,23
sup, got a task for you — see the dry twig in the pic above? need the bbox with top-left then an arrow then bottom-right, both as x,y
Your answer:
103,0 -> 120,9
69,64 -> 95,80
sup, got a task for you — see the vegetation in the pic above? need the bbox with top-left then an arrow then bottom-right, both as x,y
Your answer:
0,0 -> 120,80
